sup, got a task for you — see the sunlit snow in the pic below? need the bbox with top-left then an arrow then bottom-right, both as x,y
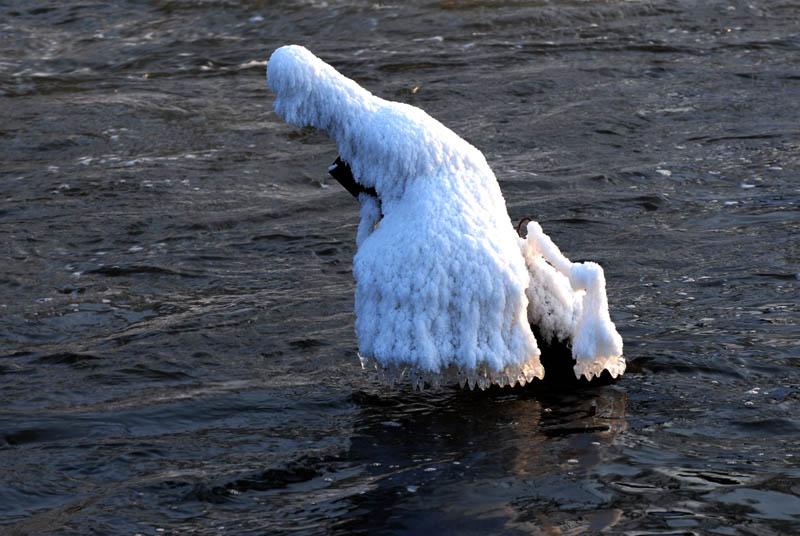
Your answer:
267,45 -> 624,387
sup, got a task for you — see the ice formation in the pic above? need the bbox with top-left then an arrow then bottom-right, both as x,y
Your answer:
267,45 -> 624,388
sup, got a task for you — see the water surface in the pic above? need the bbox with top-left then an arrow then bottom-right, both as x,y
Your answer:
1,0 -> 799,534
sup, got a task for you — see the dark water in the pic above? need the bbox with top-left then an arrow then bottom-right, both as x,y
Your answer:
1,0 -> 799,534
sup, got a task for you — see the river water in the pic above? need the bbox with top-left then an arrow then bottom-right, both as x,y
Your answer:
1,0 -> 799,534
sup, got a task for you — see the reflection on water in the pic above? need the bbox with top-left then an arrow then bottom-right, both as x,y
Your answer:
328,386 -> 629,535
1,0 -> 799,534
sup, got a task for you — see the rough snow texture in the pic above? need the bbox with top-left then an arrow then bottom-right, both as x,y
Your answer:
267,45 -> 624,383
522,222 -> 625,379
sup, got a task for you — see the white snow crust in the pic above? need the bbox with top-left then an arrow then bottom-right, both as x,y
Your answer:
267,45 -> 624,386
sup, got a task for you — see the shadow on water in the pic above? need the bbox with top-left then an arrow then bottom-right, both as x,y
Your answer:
165,381 -> 629,535
318,383 -> 628,535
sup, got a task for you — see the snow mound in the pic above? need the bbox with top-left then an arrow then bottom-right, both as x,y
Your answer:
267,45 -> 624,387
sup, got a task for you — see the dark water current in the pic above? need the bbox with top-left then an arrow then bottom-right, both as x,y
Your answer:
1,0 -> 799,534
